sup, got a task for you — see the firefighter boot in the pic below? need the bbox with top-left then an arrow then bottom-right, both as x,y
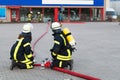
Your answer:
10,60 -> 17,70
68,59 -> 74,70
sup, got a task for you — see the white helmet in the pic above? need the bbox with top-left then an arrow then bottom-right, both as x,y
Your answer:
51,22 -> 62,30
22,23 -> 34,33
30,11 -> 33,14
38,12 -> 40,14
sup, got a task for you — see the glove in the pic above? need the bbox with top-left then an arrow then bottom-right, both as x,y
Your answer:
71,45 -> 77,52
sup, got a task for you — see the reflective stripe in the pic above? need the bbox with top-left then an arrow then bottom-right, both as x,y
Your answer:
52,52 -> 57,56
57,49 -> 71,60
54,40 -> 60,45
26,61 -> 33,69
53,49 -> 71,61
67,49 -> 71,56
27,53 -> 33,58
57,55 -> 71,60
57,55 -> 71,58
21,54 -> 30,63
14,38 -> 24,61
23,42 -> 30,47
60,34 -> 66,46
59,61 -> 62,67
21,60 -> 30,63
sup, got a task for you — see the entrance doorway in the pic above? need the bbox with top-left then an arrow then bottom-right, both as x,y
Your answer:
11,9 -> 19,22
81,8 -> 90,21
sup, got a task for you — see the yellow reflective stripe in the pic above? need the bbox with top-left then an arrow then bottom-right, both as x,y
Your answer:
21,54 -> 30,63
27,53 -> 33,58
54,40 -> 60,45
57,57 -> 71,60
23,43 -> 30,47
59,61 -> 62,67
26,61 -> 33,69
21,60 -> 30,63
57,55 -> 71,61
55,49 -> 71,61
24,53 -> 28,60
14,38 -> 24,61
60,34 -> 66,46
52,52 -> 57,56
67,49 -> 71,56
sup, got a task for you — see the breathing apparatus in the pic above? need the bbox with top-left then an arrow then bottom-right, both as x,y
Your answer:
51,22 -> 76,50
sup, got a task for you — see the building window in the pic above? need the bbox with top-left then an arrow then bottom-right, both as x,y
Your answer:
20,8 -> 29,22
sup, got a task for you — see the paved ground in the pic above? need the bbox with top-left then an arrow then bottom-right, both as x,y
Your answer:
0,22 -> 120,80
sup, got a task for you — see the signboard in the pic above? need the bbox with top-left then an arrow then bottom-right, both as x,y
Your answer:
0,0 -> 42,6
0,0 -> 104,6
42,0 -> 94,5
0,8 -> 6,19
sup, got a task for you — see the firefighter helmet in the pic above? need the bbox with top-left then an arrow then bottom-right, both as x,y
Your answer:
51,22 -> 62,30
30,11 -> 33,14
37,12 -> 40,14
22,23 -> 34,33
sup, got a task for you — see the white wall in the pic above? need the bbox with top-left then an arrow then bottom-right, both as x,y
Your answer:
106,0 -> 110,8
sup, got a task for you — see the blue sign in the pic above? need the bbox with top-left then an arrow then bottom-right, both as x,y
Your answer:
0,8 -> 6,19
42,0 -> 94,5
0,0 -> 42,6
0,0 -> 104,6
94,0 -> 104,6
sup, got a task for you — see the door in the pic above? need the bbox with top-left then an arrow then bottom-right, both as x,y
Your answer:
11,9 -> 19,22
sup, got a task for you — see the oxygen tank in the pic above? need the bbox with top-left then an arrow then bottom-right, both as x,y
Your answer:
62,27 -> 76,47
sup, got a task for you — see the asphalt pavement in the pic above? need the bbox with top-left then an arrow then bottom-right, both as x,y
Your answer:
0,22 -> 120,80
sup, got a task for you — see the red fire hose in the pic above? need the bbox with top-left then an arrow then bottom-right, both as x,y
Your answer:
34,63 -> 101,80
53,67 -> 101,80
32,22 -> 50,56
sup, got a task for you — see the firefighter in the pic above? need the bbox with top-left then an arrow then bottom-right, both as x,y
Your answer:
50,22 -> 74,70
10,23 -> 34,70
27,11 -> 33,22
37,12 -> 42,22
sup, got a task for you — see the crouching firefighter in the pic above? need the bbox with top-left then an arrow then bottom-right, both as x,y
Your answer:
50,22 -> 76,70
10,23 -> 34,70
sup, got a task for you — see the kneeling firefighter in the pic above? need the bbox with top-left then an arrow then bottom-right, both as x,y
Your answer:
10,23 -> 34,70
50,22 -> 76,70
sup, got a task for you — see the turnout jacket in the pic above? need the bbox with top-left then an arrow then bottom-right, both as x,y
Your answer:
10,32 -> 33,62
51,31 -> 72,61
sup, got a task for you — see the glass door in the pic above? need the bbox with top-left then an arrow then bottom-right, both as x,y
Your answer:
11,9 -> 17,22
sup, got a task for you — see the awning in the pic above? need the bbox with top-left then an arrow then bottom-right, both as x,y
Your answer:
6,6 -> 21,9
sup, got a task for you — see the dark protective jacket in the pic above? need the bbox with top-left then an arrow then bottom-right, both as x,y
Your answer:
10,32 -> 33,63
51,30 -> 72,61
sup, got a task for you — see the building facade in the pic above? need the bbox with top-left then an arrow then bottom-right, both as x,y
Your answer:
0,0 -> 110,22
